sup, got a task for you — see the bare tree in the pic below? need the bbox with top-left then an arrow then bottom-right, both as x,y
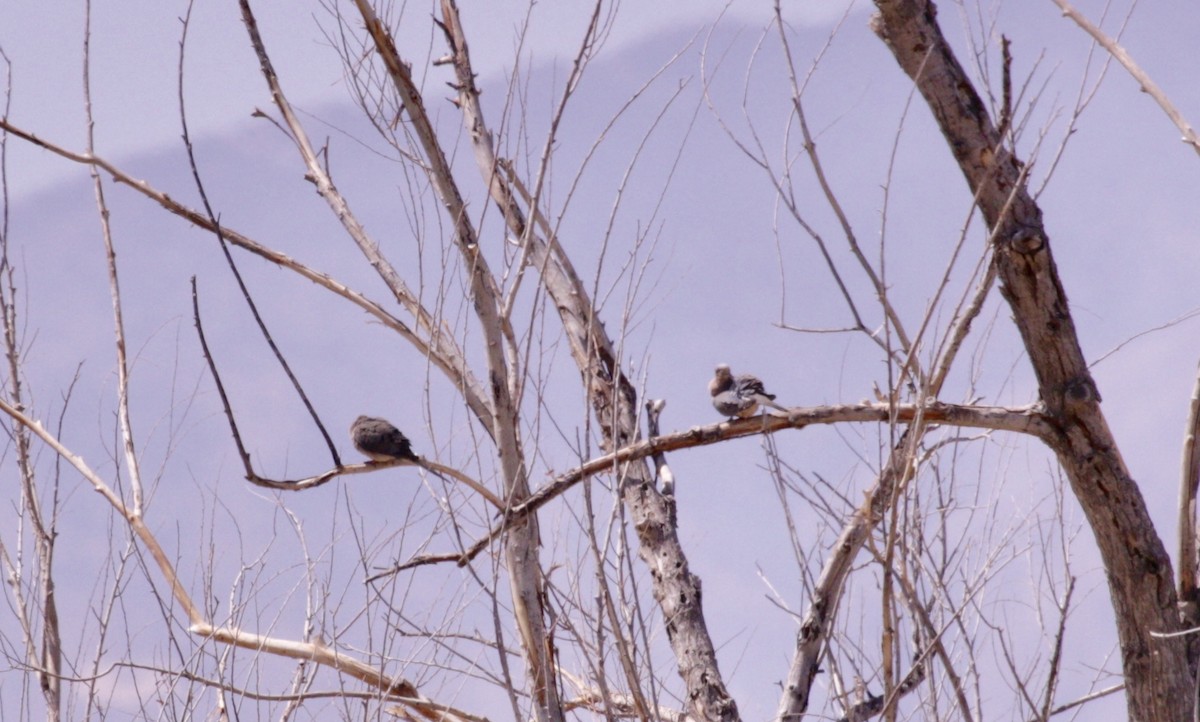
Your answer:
1,1 -> 1197,721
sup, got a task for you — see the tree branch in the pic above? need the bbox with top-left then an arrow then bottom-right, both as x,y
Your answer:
383,400 -> 1050,576
1179,358 -> 1200,620
349,4 -> 556,720
1051,0 -> 1200,155
0,118 -> 492,425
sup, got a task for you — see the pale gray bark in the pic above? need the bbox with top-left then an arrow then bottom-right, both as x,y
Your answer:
351,3 -> 563,720
430,2 -> 740,719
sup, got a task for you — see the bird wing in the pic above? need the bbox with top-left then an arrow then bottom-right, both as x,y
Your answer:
736,374 -> 789,413
713,389 -> 756,417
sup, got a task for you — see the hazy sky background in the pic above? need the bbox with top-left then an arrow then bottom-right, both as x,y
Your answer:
2,0 -> 1199,719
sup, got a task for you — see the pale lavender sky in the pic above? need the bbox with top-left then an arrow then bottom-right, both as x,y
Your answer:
1,1 -> 1198,719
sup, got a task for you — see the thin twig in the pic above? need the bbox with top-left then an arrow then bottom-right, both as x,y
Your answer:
1039,575 -> 1076,721
1036,683 -> 1124,719
83,0 -> 143,515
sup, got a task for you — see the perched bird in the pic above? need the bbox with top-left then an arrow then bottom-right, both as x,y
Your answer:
350,415 -> 507,509
350,415 -> 420,463
709,364 -> 789,419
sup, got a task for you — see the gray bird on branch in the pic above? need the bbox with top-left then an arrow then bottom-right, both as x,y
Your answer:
709,364 -> 789,419
350,415 -> 420,463
349,415 -> 506,509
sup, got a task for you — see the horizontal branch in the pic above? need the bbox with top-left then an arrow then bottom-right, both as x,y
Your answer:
242,458 -> 418,491
243,457 -> 504,509
522,399 -> 1050,512
190,621 -> 477,722
381,400 -> 1051,574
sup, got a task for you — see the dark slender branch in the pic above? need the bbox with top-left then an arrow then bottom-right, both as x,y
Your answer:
191,277 -> 253,475
0,116 -> 488,421
188,1 -> 340,467
193,267 -> 476,497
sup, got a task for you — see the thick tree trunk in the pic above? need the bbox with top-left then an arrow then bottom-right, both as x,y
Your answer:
870,1 -> 1194,718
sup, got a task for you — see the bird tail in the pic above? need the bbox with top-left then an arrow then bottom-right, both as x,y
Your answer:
758,396 -> 790,414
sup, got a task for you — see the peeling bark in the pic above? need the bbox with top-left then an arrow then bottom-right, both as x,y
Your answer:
428,4 -> 741,719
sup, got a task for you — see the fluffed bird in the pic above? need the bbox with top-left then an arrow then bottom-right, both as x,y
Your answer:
350,415 -> 420,463
709,364 -> 789,419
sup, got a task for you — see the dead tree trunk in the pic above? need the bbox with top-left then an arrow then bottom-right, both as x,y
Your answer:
871,1 -> 1194,718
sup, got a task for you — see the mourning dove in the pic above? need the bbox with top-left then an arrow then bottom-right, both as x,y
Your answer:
709,364 -> 789,418
350,415 -> 420,462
